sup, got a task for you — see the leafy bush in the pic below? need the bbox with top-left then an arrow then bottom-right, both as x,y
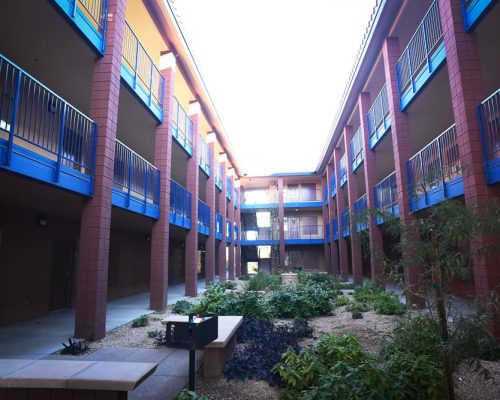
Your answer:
292,318 -> 313,338
345,301 -> 369,313
335,294 -> 351,306
224,290 -> 271,320
222,280 -> 238,290
147,330 -> 160,338
353,284 -> 406,315
172,300 -> 194,315
131,314 -> 149,328
246,272 -> 281,291
191,282 -> 237,315
224,319 -> 299,384
238,274 -> 251,281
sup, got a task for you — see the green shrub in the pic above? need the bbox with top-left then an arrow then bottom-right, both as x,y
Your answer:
292,318 -> 313,338
131,314 -> 149,328
335,294 -> 351,307
191,282 -> 236,315
238,274 -> 251,281
247,272 -> 280,291
222,280 -> 238,290
175,389 -> 208,400
147,330 -> 160,338
225,290 -> 271,320
171,300 -> 194,315
353,284 -> 406,315
345,301 -> 369,313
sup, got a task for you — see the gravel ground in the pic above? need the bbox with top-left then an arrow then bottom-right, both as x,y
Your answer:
82,290 -> 500,400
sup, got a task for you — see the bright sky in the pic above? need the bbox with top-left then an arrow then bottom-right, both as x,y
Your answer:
171,0 -> 376,176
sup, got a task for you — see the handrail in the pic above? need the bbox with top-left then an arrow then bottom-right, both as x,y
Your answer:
374,171 -> 398,210
479,88 -> 500,161
366,84 -> 390,140
339,153 -> 347,186
198,198 -> 210,229
79,0 -> 107,32
243,189 -> 278,204
170,179 -> 192,220
350,127 -> 364,169
284,223 -> 324,240
198,135 -> 212,174
283,188 -> 321,202
171,97 -> 194,152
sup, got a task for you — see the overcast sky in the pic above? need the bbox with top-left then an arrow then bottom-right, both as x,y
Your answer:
171,0 -> 376,176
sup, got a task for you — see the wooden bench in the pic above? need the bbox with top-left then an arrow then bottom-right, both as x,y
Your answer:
162,315 -> 243,379
0,359 -> 157,400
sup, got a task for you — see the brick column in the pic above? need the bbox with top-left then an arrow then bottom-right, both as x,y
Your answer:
321,173 -> 331,273
150,53 -> 175,310
438,0 -> 500,297
75,0 -> 126,340
235,188 -> 242,277
185,103 -> 200,297
383,37 -> 423,303
344,126 -> 363,285
334,146 -> 349,281
359,92 -> 385,286
228,175 -> 235,280
205,136 -> 217,284
327,161 -> 340,276
277,177 -> 286,269
217,160 -> 227,281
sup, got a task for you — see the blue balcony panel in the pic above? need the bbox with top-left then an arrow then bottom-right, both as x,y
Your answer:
234,188 -> 239,208
121,23 -> 163,122
330,172 -> 337,198
339,153 -> 348,188
350,127 -> 364,172
332,217 -> 339,241
285,238 -> 324,245
198,135 -> 211,177
240,240 -> 279,246
226,177 -> 232,201
407,125 -> 463,212
197,199 -> 210,236
374,171 -> 400,225
463,0 -> 497,31
396,1 -> 446,111
325,223 -> 331,243
215,213 -> 223,240
52,0 -> 107,55
0,54 -> 96,196
367,84 -> 391,149
226,219 -> 232,243
353,194 -> 368,232
241,203 -> 278,210
169,179 -> 192,229
214,160 -> 223,191
341,209 -> 350,238
479,88 -> 500,185
171,97 -> 194,156
283,200 -> 322,209
234,225 -> 239,245
323,186 -> 329,206
112,140 -> 160,219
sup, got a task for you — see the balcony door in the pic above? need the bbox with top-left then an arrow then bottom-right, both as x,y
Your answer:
287,217 -> 300,238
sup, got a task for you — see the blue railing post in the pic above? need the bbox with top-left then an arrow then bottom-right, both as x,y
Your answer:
148,61 -> 153,107
143,166 -> 149,213
54,103 -> 68,183
6,70 -> 22,167
436,137 -> 447,197
133,35 -> 139,89
71,0 -> 77,17
127,151 -> 132,208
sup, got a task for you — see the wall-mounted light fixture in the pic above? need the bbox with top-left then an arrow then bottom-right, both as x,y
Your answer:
37,214 -> 48,227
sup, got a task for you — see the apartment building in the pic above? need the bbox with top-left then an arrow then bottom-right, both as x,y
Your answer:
0,0 -> 243,339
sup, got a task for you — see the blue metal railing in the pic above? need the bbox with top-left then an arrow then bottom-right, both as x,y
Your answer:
284,222 -> 323,240
350,127 -> 364,172
479,88 -> 500,184
325,223 -> 331,242
226,176 -> 232,201
78,0 -> 107,33
366,84 -> 390,148
462,0 -> 496,31
171,97 -> 194,155
226,219 -> 232,243
198,135 -> 211,176
113,140 -> 160,205
407,125 -> 462,209
396,1 -> 444,109
122,23 -> 163,111
341,209 -> 350,237
332,216 -> 339,241
323,185 -> 329,205
330,172 -> 337,198
234,224 -> 239,243
198,199 -> 210,235
374,171 -> 398,214
339,153 -> 347,187
0,54 -> 96,186
214,159 -> 223,190
215,213 -> 223,240
353,193 -> 368,231
234,187 -> 239,207
170,179 -> 192,226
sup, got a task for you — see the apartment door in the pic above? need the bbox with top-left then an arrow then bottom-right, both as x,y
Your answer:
49,235 -> 75,311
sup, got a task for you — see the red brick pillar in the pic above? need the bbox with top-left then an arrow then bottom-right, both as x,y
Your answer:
235,188 -> 242,277
359,92 -> 385,286
217,159 -> 227,281
327,161 -> 339,276
383,37 -> 423,303
228,175 -> 235,280
321,173 -> 331,273
334,146 -> 349,281
150,53 -> 176,310
278,177 -> 286,269
205,136 -> 217,284
438,0 -> 500,297
185,103 -> 200,297
75,0 -> 126,340
344,126 -> 363,285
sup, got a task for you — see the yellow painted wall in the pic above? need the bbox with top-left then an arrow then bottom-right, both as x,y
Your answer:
199,112 -> 212,139
125,0 -> 168,66
174,68 -> 195,111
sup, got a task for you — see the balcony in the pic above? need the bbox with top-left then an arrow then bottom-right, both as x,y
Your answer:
215,213 -> 223,240
332,217 -> 339,241
366,84 -> 391,149
198,135 -> 211,177
330,172 -> 337,198
214,159 -> 223,191
171,97 -> 194,156
353,194 -> 368,232
169,179 -> 192,229
198,199 -> 210,236
240,227 -> 279,246
396,1 -> 446,110
283,188 -> 322,208
0,54 -> 96,196
407,125 -> 463,212
52,0 -> 107,55
241,189 -> 278,209
234,187 -> 239,208
226,219 -> 232,243
341,209 -> 350,237
323,185 -> 329,206
113,140 -> 160,218
462,0 -> 496,31
339,153 -> 347,188
374,171 -> 399,224
284,221 -> 324,245
479,88 -> 500,184
226,177 -> 232,201
121,23 -> 163,121
325,223 -> 331,243
350,127 -> 364,172
234,225 -> 239,245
